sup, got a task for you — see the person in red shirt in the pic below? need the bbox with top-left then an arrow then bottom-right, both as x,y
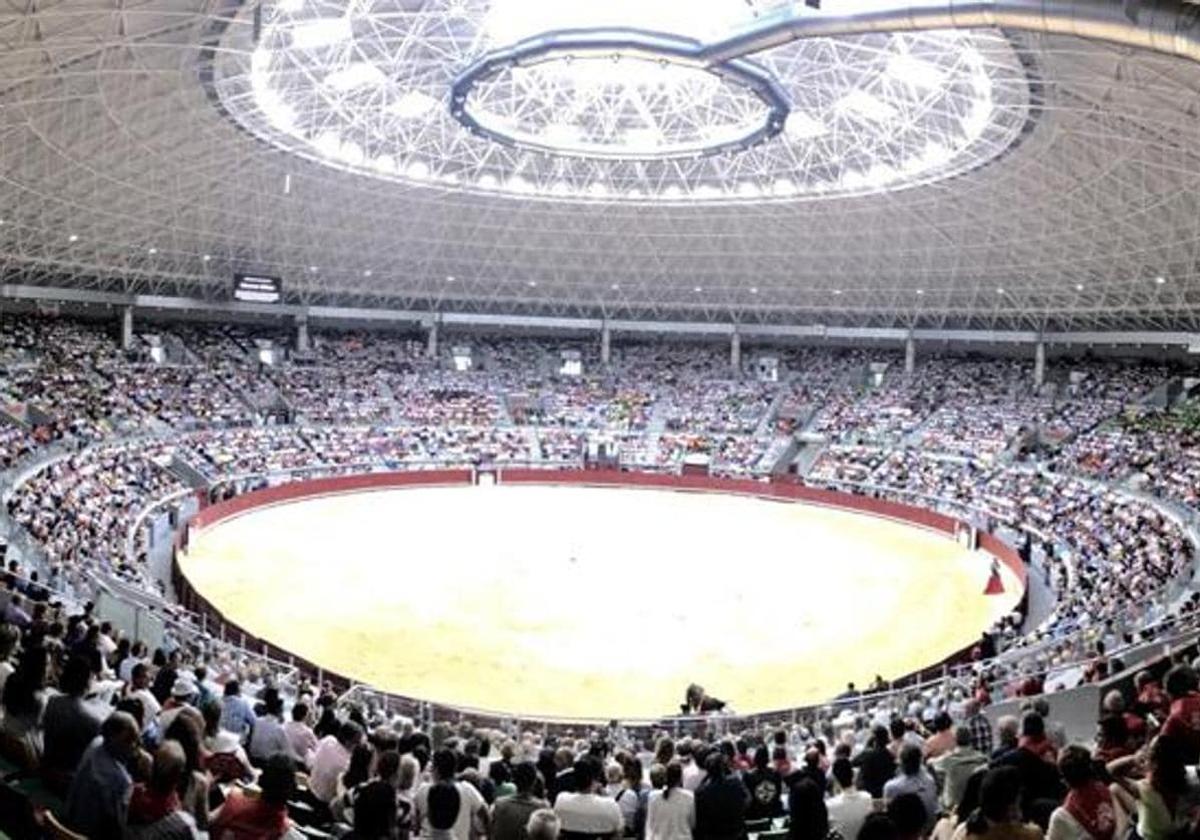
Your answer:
128,741 -> 186,828
1093,715 -> 1132,764
210,753 -> 295,840
1102,690 -> 1147,748
1136,670 -> 1170,722
1161,665 -> 1200,764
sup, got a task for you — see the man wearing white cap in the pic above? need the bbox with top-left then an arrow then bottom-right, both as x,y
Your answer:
157,673 -> 198,732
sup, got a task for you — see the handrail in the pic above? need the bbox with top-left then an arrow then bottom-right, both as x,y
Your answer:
335,605 -> 1200,733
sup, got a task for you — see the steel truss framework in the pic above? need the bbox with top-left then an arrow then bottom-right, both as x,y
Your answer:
0,1 -> 1197,332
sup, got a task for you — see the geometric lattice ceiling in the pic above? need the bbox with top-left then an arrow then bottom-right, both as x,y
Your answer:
1,0 -> 1200,331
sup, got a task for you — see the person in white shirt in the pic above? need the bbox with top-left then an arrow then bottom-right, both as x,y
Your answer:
248,689 -> 295,765
647,763 -> 694,840
96,622 -> 118,661
1047,746 -> 1124,840
310,721 -> 364,804
554,756 -> 623,839
118,642 -> 146,685
126,662 -> 161,722
284,701 -> 319,768
414,748 -> 489,840
826,759 -> 873,840
678,742 -> 705,792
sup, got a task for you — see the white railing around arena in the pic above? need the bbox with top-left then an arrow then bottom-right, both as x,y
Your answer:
4,434 -> 1199,732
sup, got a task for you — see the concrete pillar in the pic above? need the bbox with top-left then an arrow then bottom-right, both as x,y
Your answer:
295,314 -> 310,354
1034,340 -> 1046,388
426,319 -> 439,359
904,335 -> 915,375
120,306 -> 134,351
600,323 -> 611,366
731,331 -> 742,373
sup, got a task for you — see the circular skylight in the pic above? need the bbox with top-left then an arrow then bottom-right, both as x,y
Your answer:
451,33 -> 790,160
210,0 -> 1032,203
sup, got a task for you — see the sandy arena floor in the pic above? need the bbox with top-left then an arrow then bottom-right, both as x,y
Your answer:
180,483 -> 1022,719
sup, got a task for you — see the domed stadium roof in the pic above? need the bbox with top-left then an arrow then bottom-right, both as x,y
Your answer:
2,0 -> 1200,330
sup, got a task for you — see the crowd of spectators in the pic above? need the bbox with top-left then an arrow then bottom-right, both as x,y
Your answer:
7,443 -> 186,595
7,568 -> 1200,840
1056,403 -> 1200,509
0,316 -> 1198,838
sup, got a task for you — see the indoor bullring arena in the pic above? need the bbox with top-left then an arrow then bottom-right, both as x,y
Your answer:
3,0 -> 1200,839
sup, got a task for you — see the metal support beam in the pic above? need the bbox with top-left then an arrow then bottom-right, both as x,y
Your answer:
120,306 -> 134,352
731,331 -> 742,373
601,322 -> 611,366
1,285 -> 1198,350
427,318 -> 439,359
905,334 -> 915,375
295,312 -> 310,354
1035,340 -> 1046,387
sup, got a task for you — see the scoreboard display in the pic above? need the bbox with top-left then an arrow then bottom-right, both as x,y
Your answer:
233,273 -> 282,303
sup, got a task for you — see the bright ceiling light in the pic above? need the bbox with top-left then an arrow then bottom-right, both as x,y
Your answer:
314,131 -> 341,157
406,160 -> 431,180
482,0 -> 753,45
865,164 -> 894,188
277,0 -> 304,11
290,17 -> 352,49
260,95 -> 296,132
841,169 -> 866,189
325,62 -> 385,91
785,111 -> 826,140
390,91 -> 438,120
1155,275 -> 1167,285
336,141 -> 364,165
624,127 -> 663,151
507,176 -> 533,194
886,54 -> 946,90
960,100 -> 992,140
922,142 -> 952,167
838,89 -> 898,122
543,123 -> 582,147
